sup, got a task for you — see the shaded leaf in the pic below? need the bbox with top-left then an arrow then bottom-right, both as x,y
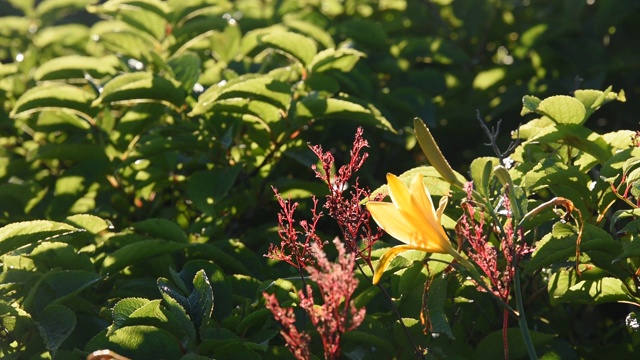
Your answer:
129,218 -> 188,243
473,328 -> 556,359
37,304 -> 76,356
186,165 -> 242,216
100,240 -> 188,275
188,270 -> 214,329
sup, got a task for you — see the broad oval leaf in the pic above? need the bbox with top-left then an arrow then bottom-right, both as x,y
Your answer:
129,218 -> 188,243
36,304 -> 77,356
94,72 -> 185,110
34,55 -> 120,81
186,165 -> 242,216
284,19 -> 335,49
309,48 -> 365,73
10,84 -> 97,122
260,31 -> 317,67
65,214 -> 113,234
295,96 -> 394,131
0,220 -> 80,256
100,239 -> 188,275
85,325 -> 183,359
536,95 -> 587,125
27,242 -> 94,271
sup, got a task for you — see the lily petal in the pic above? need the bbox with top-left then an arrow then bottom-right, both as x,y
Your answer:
386,173 -> 414,213
373,244 -> 426,284
366,202 -> 416,245
409,175 -> 445,237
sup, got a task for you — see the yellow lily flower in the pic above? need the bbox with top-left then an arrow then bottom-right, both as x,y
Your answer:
366,173 -> 459,284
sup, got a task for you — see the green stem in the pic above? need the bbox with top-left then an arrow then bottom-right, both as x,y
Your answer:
514,268 -> 537,360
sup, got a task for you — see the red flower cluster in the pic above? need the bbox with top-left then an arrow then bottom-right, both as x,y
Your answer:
309,127 -> 384,267
264,129 -> 376,359
263,239 -> 365,360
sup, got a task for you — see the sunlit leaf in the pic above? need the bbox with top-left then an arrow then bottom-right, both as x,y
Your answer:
94,72 -> 185,109
536,95 -> 587,125
85,325 -> 183,359
10,84 -> 97,122
260,31 -> 317,67
0,220 -> 79,256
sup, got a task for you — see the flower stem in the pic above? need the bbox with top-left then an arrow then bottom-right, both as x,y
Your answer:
514,268 -> 537,360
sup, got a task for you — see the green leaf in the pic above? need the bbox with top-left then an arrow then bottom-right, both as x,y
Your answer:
100,239 -> 188,275
469,157 -> 500,197
158,278 -> 197,343
65,214 -> 112,234
85,325 -> 183,359
190,75 -> 292,116
36,304 -> 76,356
129,218 -> 188,243
170,15 -> 229,55
168,52 -> 201,93
308,48 -> 364,73
342,330 -> 395,357
188,270 -> 214,329
88,0 -> 170,19
210,21 -> 241,63
524,223 -> 622,277
178,260 -> 232,320
548,268 -> 635,305
212,342 -> 261,360
284,19 -> 335,49
111,297 -> 151,334
536,95 -> 587,125
295,96 -> 394,131
340,18 -> 388,51
94,72 -> 186,110
260,31 -> 317,67
90,20 -> 158,59
426,273 -> 454,339
474,328 -> 556,359
186,242 -> 261,278
89,0 -> 168,39
528,123 -> 613,164
33,24 -> 90,49
27,242 -> 94,271
521,94 -> 542,116
237,308 -> 271,336
369,166 -> 456,201
186,165 -> 242,216
36,0 -> 98,25
34,55 -> 120,81
414,117 -> 464,187
25,270 -> 102,314
610,208 -> 640,236
0,220 -> 79,256
110,298 -> 188,342
10,84 -> 97,122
